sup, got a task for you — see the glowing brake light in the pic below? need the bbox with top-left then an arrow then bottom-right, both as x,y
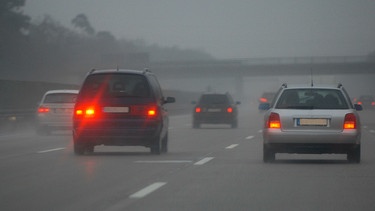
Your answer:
259,97 -> 268,103
227,107 -> 233,113
195,107 -> 201,113
357,101 -> 362,105
343,113 -> 356,129
268,112 -> 281,129
38,106 -> 50,113
75,106 -> 96,118
147,109 -> 156,116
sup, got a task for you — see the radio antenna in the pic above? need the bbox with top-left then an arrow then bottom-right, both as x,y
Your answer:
310,68 -> 313,87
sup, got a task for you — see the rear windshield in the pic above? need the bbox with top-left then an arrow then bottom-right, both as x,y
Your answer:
44,93 -> 77,103
275,89 -> 349,109
199,94 -> 230,104
80,73 -> 151,98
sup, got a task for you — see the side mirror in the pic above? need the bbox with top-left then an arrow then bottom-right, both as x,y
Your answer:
354,104 -> 363,111
236,101 -> 241,105
258,103 -> 270,110
164,97 -> 175,104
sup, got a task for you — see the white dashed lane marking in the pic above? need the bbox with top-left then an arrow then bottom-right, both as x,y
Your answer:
226,144 -> 239,149
129,182 -> 167,198
194,157 -> 214,165
37,148 -> 65,153
246,135 -> 254,140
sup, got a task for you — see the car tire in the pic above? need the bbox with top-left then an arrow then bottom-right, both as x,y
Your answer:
263,145 -> 275,163
347,145 -> 361,163
74,142 -> 85,155
193,121 -> 200,129
161,133 -> 168,153
150,137 -> 161,155
231,120 -> 238,128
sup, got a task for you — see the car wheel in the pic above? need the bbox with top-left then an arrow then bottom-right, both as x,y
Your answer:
150,137 -> 161,155
87,145 -> 95,154
231,120 -> 238,128
347,145 -> 361,163
161,133 -> 168,153
263,145 -> 275,163
193,121 -> 200,129
74,142 -> 85,155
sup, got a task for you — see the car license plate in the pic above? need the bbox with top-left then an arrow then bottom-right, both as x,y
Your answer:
103,107 -> 129,113
298,118 -> 328,126
207,108 -> 221,112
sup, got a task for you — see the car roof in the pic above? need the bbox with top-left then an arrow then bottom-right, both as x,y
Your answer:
44,90 -> 79,95
282,84 -> 341,90
88,69 -> 151,76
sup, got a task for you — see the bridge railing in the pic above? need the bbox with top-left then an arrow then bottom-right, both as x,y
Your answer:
234,55 -> 369,65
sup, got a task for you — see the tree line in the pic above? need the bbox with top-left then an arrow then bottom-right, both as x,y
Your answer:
0,0 -> 214,81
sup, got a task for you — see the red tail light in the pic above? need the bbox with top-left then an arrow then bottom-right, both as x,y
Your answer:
75,106 -> 96,118
343,113 -> 356,129
259,97 -> 268,103
195,107 -> 201,113
227,107 -> 233,113
267,112 -> 281,129
38,106 -> 50,113
357,101 -> 362,105
147,108 -> 157,116
372,102 -> 375,106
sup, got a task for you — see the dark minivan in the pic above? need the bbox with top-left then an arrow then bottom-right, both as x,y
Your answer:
73,69 -> 175,155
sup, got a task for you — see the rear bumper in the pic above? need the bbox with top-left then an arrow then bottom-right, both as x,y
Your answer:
193,113 -> 236,124
263,128 -> 361,145
264,143 -> 360,154
73,119 -> 163,147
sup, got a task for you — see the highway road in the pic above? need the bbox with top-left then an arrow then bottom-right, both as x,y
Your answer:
1,105 -> 375,211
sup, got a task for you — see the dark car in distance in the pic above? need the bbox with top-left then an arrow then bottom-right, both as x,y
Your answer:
258,92 -> 276,111
72,68 -> 175,155
192,93 -> 240,128
356,95 -> 375,110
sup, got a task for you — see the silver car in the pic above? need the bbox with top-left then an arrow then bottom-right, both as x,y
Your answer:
260,83 -> 362,163
36,90 -> 79,135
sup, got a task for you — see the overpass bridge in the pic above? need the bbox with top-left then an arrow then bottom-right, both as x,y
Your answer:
149,55 -> 375,79
147,55 -> 375,100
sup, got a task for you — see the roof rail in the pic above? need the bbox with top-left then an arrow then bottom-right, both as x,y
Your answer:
337,83 -> 343,88
281,83 -> 287,88
89,68 -> 96,74
143,68 -> 150,74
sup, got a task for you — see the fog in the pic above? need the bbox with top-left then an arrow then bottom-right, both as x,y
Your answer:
2,0 -> 375,112
24,0 -> 375,59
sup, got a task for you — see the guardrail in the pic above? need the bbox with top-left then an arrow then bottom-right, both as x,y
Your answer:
0,105 -> 193,134
0,109 -> 36,133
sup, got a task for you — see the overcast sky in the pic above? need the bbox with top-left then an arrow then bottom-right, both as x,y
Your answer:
23,0 -> 375,59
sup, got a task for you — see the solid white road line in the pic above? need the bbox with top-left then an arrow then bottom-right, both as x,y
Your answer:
194,157 -> 214,165
245,135 -> 254,140
129,182 -> 167,198
226,144 -> 239,149
37,148 -> 65,153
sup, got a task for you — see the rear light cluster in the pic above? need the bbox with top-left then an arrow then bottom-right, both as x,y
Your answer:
267,112 -> 281,129
74,105 -> 158,118
343,113 -> 357,129
259,97 -> 268,103
194,107 -> 234,113
38,106 -> 50,113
